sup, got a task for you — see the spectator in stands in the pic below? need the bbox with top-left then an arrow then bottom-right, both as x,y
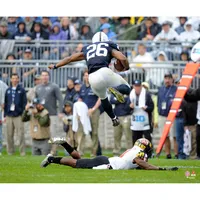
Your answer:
30,21 -> 49,40
27,74 -> 41,103
7,17 -> 18,35
175,17 -> 188,35
22,97 -> 51,155
150,17 -> 162,35
41,17 -> 52,33
133,43 -> 155,63
111,17 -> 120,32
1,53 -> 17,85
157,73 -> 178,159
172,51 -> 190,85
130,17 -> 145,26
116,17 -> 138,40
174,80 -> 187,159
131,43 -> 154,82
49,22 -> 67,60
79,69 -> 102,157
71,17 -> 86,33
20,48 -> 38,88
110,86 -> 132,156
183,89 -> 198,159
149,51 -> 172,88
0,21 -> 12,39
23,17 -> 34,34
184,88 -> 200,159
129,80 -> 154,148
62,100 -> 78,150
35,70 -> 64,156
180,51 -> 190,62
12,21 -> 32,41
138,18 -> 158,41
78,24 -> 93,41
96,17 -> 111,32
16,17 -> 24,24
154,21 -> 179,42
50,22 -> 67,41
100,23 -> 116,41
49,17 -> 59,24
73,79 -> 82,103
0,79 -> 8,156
4,73 -> 27,156
60,17 -> 78,40
72,97 -> 92,156
142,82 -> 158,131
179,20 -> 200,43
33,17 -> 42,23
72,43 -> 83,54
64,77 -> 76,104
30,21 -> 50,59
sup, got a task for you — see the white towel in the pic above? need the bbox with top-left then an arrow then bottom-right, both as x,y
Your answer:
72,101 -> 92,135
130,87 -> 146,108
183,129 -> 191,156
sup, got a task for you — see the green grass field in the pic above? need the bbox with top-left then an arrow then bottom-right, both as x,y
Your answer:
0,149 -> 200,183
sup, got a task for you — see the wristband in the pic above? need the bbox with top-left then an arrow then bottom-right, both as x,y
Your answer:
53,65 -> 57,69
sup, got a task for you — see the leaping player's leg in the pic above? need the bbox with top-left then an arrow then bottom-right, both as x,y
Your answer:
89,71 -> 120,126
92,88 -> 120,126
108,72 -> 131,96
98,68 -> 131,103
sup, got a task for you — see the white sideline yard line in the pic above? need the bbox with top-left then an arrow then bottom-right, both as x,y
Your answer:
164,166 -> 200,169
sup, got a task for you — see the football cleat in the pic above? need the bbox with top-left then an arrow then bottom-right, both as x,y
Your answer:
48,137 -> 67,144
112,117 -> 120,127
40,154 -> 53,168
108,87 -> 125,103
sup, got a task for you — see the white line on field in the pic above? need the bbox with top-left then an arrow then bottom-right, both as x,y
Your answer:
164,166 -> 200,169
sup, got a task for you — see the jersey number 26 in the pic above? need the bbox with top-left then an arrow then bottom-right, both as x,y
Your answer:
86,43 -> 109,61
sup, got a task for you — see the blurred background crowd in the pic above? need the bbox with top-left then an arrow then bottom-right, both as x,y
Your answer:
0,16 -> 200,160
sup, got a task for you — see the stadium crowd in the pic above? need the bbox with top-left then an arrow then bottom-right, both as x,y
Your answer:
0,16 -> 200,160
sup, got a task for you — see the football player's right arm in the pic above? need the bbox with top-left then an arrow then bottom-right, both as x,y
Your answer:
111,49 -> 129,70
134,157 -> 159,170
134,158 -> 178,171
48,52 -> 85,69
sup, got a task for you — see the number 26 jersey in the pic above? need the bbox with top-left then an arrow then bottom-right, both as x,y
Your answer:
82,41 -> 119,74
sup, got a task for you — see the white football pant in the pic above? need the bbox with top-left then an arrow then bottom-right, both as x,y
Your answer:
88,67 -> 130,99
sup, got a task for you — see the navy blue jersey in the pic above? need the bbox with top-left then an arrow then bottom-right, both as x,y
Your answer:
82,41 -> 119,74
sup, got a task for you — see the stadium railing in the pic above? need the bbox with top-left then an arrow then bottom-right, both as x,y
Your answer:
1,60 -> 199,91
0,39 -> 196,61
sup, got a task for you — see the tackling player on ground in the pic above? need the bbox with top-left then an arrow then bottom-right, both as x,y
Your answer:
41,138 -> 178,171
48,32 -> 131,127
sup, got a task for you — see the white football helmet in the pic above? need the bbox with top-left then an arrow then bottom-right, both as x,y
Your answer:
191,41 -> 200,62
92,31 -> 109,43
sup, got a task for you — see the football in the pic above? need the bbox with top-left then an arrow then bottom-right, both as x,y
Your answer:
114,59 -> 125,72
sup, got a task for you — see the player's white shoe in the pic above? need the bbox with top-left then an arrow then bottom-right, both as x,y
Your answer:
108,87 -> 125,103
40,153 -> 53,168
48,137 -> 67,144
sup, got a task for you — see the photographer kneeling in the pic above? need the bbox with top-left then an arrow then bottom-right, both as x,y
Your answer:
22,98 -> 51,155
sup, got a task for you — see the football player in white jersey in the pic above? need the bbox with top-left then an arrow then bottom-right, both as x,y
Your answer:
40,138 -> 178,171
